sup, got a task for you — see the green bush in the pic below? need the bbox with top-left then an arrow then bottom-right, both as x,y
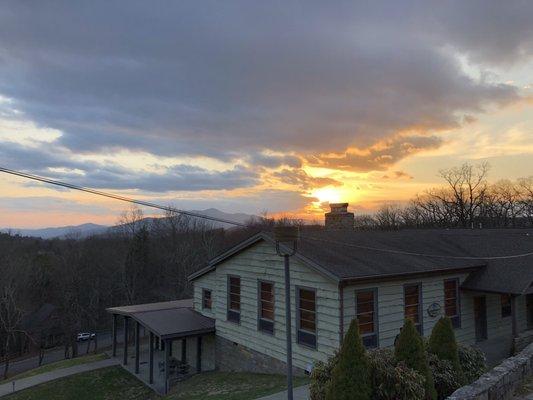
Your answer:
427,353 -> 462,400
309,351 -> 339,400
326,319 -> 372,400
458,345 -> 487,384
395,319 -> 437,400
368,348 -> 425,400
427,317 -> 463,382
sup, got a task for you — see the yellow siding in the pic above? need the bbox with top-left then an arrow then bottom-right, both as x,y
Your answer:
194,240 -> 340,370
344,274 -> 526,349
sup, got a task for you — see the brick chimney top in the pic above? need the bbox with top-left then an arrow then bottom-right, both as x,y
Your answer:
325,202 -> 354,230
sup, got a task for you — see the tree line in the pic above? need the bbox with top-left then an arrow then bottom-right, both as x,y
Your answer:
356,163 -> 533,230
0,209 -> 256,378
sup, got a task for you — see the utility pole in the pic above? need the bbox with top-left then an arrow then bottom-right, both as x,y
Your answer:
274,225 -> 299,400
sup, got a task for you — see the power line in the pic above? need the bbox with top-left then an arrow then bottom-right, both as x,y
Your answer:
2,166 -> 533,260
299,234 -> 533,260
0,167 -> 247,227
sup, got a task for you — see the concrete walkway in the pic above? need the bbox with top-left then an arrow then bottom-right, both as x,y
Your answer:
0,358 -> 120,397
256,385 -> 309,400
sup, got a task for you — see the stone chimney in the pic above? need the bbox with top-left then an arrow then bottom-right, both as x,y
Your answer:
325,203 -> 354,230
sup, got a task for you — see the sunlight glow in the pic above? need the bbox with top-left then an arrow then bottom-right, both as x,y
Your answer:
311,187 -> 342,204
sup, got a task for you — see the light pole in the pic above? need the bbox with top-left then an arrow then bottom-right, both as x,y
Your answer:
274,225 -> 299,400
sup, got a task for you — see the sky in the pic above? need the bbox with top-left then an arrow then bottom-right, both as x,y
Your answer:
0,1 -> 532,228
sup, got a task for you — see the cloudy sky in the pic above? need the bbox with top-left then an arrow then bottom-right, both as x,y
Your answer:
0,1 -> 532,227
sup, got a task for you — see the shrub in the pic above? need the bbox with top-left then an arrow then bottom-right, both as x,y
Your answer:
326,319 -> 372,400
427,317 -> 463,382
395,319 -> 437,400
427,353 -> 462,400
458,345 -> 487,384
368,348 -> 425,400
309,351 -> 339,400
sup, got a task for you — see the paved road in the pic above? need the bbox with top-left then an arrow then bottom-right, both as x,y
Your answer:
256,385 -> 309,400
0,330 -> 119,379
0,358 -> 120,397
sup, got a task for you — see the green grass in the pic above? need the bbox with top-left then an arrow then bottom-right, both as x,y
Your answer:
167,371 -> 309,400
5,364 -> 308,400
4,353 -> 109,383
4,366 -> 157,400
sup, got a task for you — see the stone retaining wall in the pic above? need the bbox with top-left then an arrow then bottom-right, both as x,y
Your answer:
448,343 -> 533,400
215,336 -> 306,376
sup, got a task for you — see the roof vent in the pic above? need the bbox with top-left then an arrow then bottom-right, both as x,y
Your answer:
325,202 -> 354,230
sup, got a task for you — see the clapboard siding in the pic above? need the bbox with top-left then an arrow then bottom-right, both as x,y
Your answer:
194,240 -> 340,370
344,274 -> 527,349
194,240 -> 529,369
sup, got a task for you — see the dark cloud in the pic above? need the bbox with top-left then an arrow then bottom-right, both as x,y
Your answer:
0,0 -> 525,167
273,168 -> 342,190
0,142 -> 259,192
381,171 -> 414,180
247,153 -> 302,169
307,135 -> 443,171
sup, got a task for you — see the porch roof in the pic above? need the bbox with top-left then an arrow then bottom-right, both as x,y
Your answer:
106,299 -> 215,340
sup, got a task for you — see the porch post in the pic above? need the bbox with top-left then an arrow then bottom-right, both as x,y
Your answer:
196,336 -> 202,373
134,321 -> 140,374
123,316 -> 129,365
164,339 -> 170,394
511,295 -> 518,338
149,332 -> 154,384
181,338 -> 186,362
169,340 -> 173,357
111,314 -> 117,357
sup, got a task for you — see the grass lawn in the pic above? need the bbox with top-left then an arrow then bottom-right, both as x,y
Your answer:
167,371 -> 309,400
4,366 -> 157,400
4,353 -> 109,383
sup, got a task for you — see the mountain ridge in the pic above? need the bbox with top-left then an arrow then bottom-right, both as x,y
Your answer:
1,208 -> 255,239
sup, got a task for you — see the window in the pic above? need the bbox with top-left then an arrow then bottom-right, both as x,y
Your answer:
297,287 -> 317,348
258,281 -> 275,334
202,289 -> 212,310
227,276 -> 241,323
404,283 -> 422,335
356,289 -> 378,348
501,294 -> 512,318
444,279 -> 461,328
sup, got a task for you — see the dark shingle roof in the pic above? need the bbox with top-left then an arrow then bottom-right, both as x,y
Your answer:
106,299 -> 214,339
190,229 -> 533,294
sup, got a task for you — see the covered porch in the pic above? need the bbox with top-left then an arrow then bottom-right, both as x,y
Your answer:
106,299 -> 215,395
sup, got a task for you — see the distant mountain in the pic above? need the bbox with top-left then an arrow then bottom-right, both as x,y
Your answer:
1,208 -> 256,239
2,223 -> 109,239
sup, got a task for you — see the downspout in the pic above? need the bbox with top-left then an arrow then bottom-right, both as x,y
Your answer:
339,282 -> 345,345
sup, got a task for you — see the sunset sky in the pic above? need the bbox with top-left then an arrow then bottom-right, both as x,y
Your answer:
0,1 -> 532,228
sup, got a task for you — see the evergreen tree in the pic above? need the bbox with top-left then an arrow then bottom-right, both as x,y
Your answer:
326,319 -> 372,400
428,317 -> 463,381
395,319 -> 437,400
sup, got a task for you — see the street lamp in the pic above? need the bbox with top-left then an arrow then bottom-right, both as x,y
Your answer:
274,225 -> 299,400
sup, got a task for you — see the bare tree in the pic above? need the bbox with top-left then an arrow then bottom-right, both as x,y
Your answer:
434,162 -> 490,227
0,264 -> 26,379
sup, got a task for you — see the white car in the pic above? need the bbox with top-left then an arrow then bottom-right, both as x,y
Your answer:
76,332 -> 96,341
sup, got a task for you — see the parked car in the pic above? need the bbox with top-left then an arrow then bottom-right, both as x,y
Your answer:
76,332 -> 96,342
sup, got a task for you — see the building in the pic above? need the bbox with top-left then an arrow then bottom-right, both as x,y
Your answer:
107,204 -> 533,394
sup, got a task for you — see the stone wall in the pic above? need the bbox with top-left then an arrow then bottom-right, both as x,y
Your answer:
215,335 -> 306,376
448,342 -> 533,400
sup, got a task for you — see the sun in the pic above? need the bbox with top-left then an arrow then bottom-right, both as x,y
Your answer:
311,187 -> 342,204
